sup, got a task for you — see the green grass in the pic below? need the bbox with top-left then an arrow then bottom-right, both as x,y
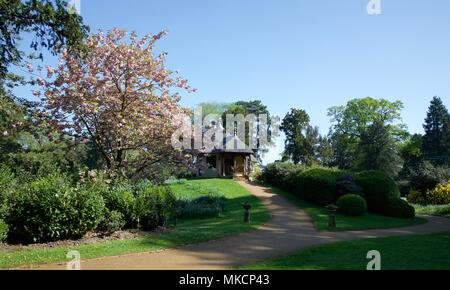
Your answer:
413,204 -> 450,218
0,179 -> 270,269
240,232 -> 450,270
268,186 -> 426,231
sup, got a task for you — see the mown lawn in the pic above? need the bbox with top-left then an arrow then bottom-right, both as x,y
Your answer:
0,179 -> 270,269
240,232 -> 450,270
268,186 -> 427,231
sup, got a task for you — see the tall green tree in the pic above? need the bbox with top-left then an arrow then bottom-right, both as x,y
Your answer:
317,135 -> 333,166
357,120 -> 402,177
422,96 -> 450,160
0,0 -> 89,78
399,133 -> 423,177
328,97 -> 407,169
280,108 -> 320,165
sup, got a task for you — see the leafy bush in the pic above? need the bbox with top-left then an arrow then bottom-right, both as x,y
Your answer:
249,164 -> 263,182
0,165 -> 16,218
97,210 -> 126,234
176,194 -> 226,219
134,185 -> 176,231
4,174 -> 105,244
385,199 -> 415,218
261,162 -> 305,191
0,219 -> 8,242
336,194 -> 367,216
355,170 -> 400,215
409,162 -> 450,193
336,175 -> 363,196
425,181 -> 450,205
408,182 -> 450,205
295,168 -> 345,206
409,181 -> 450,205
99,179 -> 136,227
407,190 -> 426,205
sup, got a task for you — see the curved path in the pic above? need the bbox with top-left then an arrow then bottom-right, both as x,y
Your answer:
34,181 -> 450,270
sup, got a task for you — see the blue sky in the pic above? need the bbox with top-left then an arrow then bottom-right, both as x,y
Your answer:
13,0 -> 450,163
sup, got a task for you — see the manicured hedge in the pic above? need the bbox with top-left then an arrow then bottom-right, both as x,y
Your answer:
355,170 -> 400,215
337,194 -> 367,216
385,198 -> 415,218
262,163 -> 414,218
262,162 -> 305,191
262,163 -> 345,206
295,168 -> 346,206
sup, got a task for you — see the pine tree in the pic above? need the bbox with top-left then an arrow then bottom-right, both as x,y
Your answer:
422,96 -> 450,159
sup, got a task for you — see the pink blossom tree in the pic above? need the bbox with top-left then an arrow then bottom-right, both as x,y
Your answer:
39,29 -> 195,178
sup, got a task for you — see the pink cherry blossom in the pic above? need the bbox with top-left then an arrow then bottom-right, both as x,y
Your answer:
39,29 -> 195,175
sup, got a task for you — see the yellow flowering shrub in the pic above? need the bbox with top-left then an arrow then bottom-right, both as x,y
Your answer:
425,181 -> 450,205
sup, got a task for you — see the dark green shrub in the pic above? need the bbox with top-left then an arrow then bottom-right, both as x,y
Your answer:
4,175 -> 105,244
336,194 -> 367,216
295,168 -> 345,206
97,210 -> 126,234
407,190 -> 426,205
336,175 -> 363,196
0,165 -> 16,218
262,162 -> 305,191
176,194 -> 226,219
397,181 -> 411,197
99,179 -> 135,227
0,219 -> 8,242
355,170 -> 400,214
134,185 -> 176,231
385,199 -> 415,218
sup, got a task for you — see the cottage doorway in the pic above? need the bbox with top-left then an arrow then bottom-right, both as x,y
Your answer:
224,157 -> 234,176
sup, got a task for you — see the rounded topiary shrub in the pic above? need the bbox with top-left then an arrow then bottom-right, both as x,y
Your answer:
355,170 -> 400,215
336,194 -> 367,216
385,199 -> 415,218
5,175 -> 105,244
296,168 -> 345,206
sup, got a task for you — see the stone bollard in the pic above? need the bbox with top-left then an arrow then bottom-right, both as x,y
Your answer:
242,202 -> 252,223
326,204 -> 338,230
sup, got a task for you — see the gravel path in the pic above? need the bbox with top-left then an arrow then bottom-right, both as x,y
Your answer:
32,181 -> 450,270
